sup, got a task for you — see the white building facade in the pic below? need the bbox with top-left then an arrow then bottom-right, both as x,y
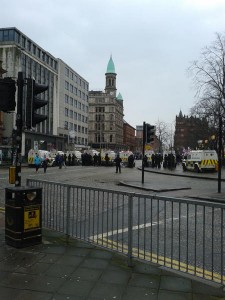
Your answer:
0,27 -> 89,157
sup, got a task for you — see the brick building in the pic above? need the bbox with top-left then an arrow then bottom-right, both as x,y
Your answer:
174,110 -> 209,153
123,120 -> 135,151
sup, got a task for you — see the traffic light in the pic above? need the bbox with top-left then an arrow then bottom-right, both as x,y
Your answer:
26,78 -> 48,129
0,78 -> 16,112
146,123 -> 155,143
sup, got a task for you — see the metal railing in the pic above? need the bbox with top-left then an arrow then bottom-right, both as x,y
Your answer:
27,178 -> 225,285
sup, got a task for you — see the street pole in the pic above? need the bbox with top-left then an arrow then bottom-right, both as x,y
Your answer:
142,121 -> 146,184
218,115 -> 222,193
15,72 -> 24,187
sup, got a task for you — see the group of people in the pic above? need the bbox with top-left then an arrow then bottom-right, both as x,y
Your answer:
34,154 -> 48,173
56,153 -> 79,167
143,152 -> 176,170
33,151 -> 135,174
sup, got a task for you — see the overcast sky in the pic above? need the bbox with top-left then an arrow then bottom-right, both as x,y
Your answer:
1,0 -> 225,128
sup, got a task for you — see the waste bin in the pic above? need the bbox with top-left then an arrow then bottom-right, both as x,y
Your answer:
5,186 -> 42,248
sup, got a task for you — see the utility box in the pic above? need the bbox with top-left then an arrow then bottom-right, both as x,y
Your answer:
9,166 -> 16,184
5,186 -> 42,248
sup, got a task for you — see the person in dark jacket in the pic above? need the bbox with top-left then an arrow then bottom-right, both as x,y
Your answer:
42,155 -> 48,173
114,154 -> 122,173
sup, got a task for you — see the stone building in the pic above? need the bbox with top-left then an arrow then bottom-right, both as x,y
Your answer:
174,110 -> 209,153
123,120 -> 135,151
88,56 -> 124,150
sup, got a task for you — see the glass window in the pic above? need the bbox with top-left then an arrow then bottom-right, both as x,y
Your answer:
65,67 -> 69,77
64,121 -> 68,129
33,45 -> 36,55
65,94 -> 69,103
22,36 -> 26,48
65,108 -> 69,117
70,110 -> 73,118
70,97 -> 73,106
27,40 -> 31,51
65,81 -> 69,90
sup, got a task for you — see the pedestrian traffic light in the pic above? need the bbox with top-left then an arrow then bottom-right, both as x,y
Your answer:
26,78 -> 48,129
146,123 -> 155,143
0,78 -> 16,112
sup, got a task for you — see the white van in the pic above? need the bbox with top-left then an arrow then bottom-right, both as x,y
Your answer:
28,149 -> 55,167
182,150 -> 218,173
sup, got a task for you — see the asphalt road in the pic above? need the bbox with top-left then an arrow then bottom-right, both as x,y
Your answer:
1,161 -> 225,281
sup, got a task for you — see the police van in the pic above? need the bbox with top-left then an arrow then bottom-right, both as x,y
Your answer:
182,150 -> 218,173
28,149 -> 55,167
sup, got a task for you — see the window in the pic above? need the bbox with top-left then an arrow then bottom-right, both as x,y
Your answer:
70,84 -> 73,93
64,121 -> 68,129
27,40 -> 31,52
74,100 -> 77,108
96,107 -> 105,113
65,108 -> 69,117
37,48 -> 41,58
65,94 -> 69,103
33,45 -> 36,55
65,67 -> 69,77
70,97 -> 73,106
74,112 -> 77,120
65,81 -> 69,90
70,110 -> 73,118
22,36 -> 26,48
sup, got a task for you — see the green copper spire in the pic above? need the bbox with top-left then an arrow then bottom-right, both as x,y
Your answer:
117,92 -> 123,101
106,55 -> 115,73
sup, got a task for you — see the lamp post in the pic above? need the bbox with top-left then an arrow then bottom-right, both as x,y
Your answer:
218,115 -> 222,193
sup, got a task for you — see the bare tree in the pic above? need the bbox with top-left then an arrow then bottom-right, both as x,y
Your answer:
189,32 -> 225,126
155,120 -> 173,151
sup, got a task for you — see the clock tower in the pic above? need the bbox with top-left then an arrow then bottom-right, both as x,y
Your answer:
105,55 -> 117,97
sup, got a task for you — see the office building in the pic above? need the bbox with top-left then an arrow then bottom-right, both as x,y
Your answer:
0,27 -> 89,157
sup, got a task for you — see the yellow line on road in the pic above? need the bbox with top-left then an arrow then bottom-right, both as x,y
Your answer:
93,237 -> 225,284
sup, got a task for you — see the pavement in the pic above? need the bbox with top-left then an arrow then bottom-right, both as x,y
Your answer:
1,213 -> 225,300
1,167 -> 225,299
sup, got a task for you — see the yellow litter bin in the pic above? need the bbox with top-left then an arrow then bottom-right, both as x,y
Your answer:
5,187 -> 42,248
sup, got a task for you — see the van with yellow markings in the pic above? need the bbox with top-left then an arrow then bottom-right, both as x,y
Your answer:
182,150 -> 218,173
